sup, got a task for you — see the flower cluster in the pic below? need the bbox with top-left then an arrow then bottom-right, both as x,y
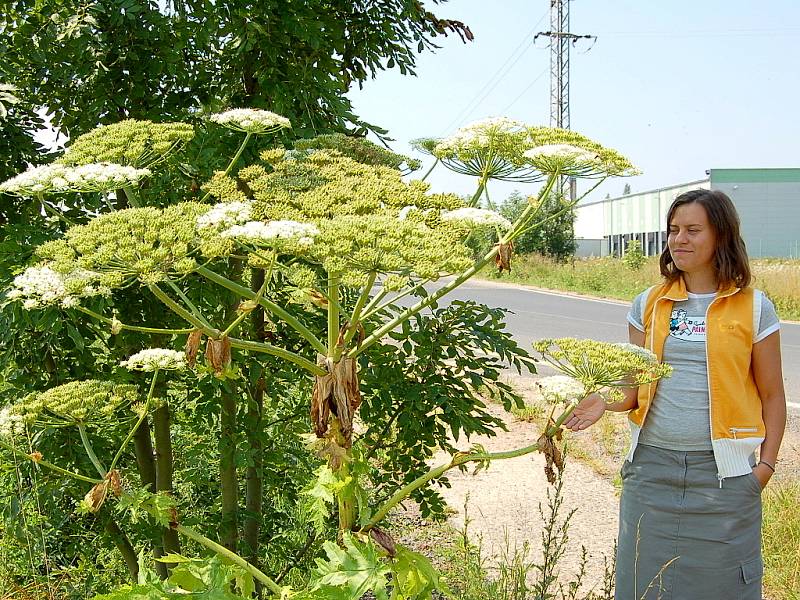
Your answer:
524,127 -> 639,179
441,207 -> 512,230
33,203 -> 212,291
209,108 -> 292,134
532,338 -> 671,401
6,265 -> 108,309
222,220 -> 319,248
431,117 -> 539,182
536,375 -> 586,406
121,348 -> 187,372
58,119 -> 195,168
0,163 -> 151,196
196,201 -> 253,230
6,380 -> 140,426
0,405 -> 26,439
294,134 -> 420,173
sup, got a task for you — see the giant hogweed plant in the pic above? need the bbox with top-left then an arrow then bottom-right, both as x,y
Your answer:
0,110 -> 658,598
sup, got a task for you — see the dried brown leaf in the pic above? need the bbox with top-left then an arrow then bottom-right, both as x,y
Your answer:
185,329 -> 203,367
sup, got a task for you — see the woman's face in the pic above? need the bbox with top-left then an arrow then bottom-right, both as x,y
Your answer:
667,202 -> 717,276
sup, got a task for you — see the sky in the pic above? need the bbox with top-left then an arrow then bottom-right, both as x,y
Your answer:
347,0 -> 800,204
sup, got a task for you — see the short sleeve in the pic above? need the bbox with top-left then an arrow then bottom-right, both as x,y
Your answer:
754,292 -> 780,343
627,289 -> 648,332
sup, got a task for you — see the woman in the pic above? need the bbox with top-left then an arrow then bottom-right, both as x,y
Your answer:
566,189 -> 786,599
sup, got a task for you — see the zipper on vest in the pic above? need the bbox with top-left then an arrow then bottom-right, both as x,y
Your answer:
730,426 -> 758,439
718,473 -> 723,489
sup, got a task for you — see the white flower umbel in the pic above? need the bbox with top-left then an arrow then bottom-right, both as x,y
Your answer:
0,162 -> 151,197
121,348 -> 187,372
0,406 -> 25,440
441,207 -> 512,230
209,109 -> 292,134
221,220 -> 320,243
434,117 -> 526,157
196,201 -> 253,230
7,266 -> 105,309
524,144 -> 599,163
614,343 -> 658,365
536,375 -> 586,406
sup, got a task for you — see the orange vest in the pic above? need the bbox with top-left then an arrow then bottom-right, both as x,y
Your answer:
626,277 -> 765,480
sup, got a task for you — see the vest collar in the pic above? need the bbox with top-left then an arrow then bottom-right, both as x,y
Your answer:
660,276 -> 740,302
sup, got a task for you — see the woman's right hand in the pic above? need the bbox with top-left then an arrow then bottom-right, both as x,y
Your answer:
563,393 -> 607,431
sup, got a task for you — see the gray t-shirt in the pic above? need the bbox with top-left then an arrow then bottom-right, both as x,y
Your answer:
627,289 -> 780,451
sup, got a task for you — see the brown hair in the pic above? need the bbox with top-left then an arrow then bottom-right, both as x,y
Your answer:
659,189 -> 751,289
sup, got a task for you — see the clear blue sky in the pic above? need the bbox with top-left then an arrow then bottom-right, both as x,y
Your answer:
347,0 -> 800,203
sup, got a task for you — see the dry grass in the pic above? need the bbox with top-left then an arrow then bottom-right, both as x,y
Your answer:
486,255 -> 800,321
762,481 -> 800,600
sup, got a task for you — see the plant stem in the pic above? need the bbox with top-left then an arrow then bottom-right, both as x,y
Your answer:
131,413 -> 170,579
109,371 -> 159,472
0,439 -> 101,484
122,185 -> 142,208
173,523 -> 282,595
327,273 -> 340,358
104,518 -> 139,582
75,306 -> 194,335
363,402 -> 577,531
360,277 -> 432,320
468,178 -> 486,207
351,174 -> 559,358
200,132 -> 253,202
196,265 -> 326,354
339,271 -> 376,353
153,400 -> 181,559
421,158 -> 439,182
165,280 -> 214,329
78,424 -> 107,477
148,283 -> 325,375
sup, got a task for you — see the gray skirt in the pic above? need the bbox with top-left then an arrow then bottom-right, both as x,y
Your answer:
616,444 -> 763,600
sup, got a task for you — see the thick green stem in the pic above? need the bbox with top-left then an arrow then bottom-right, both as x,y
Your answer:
75,306 -> 194,335
468,178 -> 486,207
420,158 -> 439,182
0,439 -> 101,484
360,277 -> 432,321
195,265 -> 326,354
363,402 -> 577,531
351,174 -> 559,357
104,518 -> 139,582
327,273 -> 340,358
243,376 -> 264,573
200,132 -> 253,202
78,425 -> 107,477
109,371 -> 159,472
153,402 -> 181,559
219,388 -> 239,552
340,271 -> 376,352
122,185 -> 142,208
131,414 -> 170,579
148,283 -> 325,375
173,523 -> 282,595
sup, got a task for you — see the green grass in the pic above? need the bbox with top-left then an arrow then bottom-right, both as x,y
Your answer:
763,481 -> 800,599
482,254 -> 800,321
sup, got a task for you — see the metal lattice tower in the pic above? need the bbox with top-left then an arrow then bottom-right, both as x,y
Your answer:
549,0 -> 571,129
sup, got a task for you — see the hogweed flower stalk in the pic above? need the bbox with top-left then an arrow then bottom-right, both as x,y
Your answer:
533,338 -> 670,407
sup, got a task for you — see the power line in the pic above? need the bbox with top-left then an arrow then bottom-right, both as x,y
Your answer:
438,9 -> 549,136
500,67 -> 549,114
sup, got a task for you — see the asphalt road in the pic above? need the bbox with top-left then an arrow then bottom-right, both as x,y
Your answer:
420,278 -> 799,410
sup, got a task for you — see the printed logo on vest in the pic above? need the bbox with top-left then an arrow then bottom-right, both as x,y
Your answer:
668,309 -> 706,341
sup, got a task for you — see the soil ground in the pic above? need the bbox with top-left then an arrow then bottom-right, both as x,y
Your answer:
394,372 -> 800,598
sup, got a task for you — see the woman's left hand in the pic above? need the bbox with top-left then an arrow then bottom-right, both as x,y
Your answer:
751,463 -> 773,490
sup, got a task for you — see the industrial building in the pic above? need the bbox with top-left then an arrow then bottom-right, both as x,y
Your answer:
574,168 -> 800,259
